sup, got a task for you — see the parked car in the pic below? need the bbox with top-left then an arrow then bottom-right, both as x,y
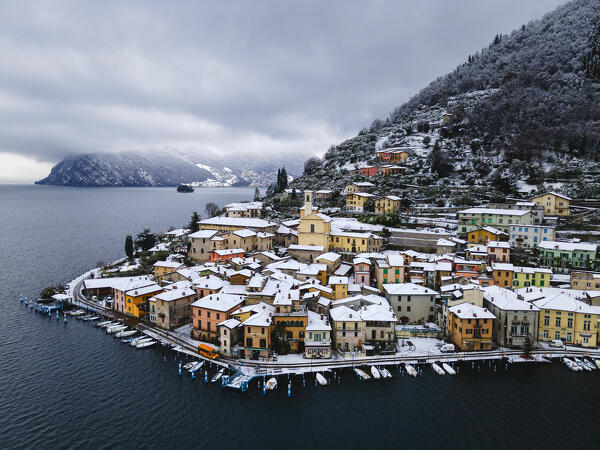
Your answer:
440,343 -> 455,353
550,339 -> 565,348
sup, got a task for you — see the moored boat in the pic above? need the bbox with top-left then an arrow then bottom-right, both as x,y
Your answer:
211,368 -> 225,383
107,324 -> 127,334
131,337 -> 152,347
431,363 -> 445,376
370,366 -> 381,379
380,367 -> 392,378
405,364 -> 418,377
188,361 -> 204,373
316,372 -> 328,385
265,377 -> 277,390
442,363 -> 456,375
354,368 -> 371,380
116,329 -> 137,338
136,340 -> 156,349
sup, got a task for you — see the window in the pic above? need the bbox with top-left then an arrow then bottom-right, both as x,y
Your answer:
397,306 -> 401,312
555,317 -> 561,327
554,331 -> 560,340
310,224 -> 315,233
544,316 -> 549,326
567,318 -> 573,328
406,306 -> 411,312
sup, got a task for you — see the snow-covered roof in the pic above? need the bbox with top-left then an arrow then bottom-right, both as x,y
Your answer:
217,318 -> 241,329
329,276 -> 349,285
191,293 -> 245,311
483,286 -> 539,311
487,241 -> 510,249
316,252 -> 341,263
359,303 -> 397,322
459,208 -> 531,216
194,275 -> 227,290
152,286 -> 196,301
383,283 -> 437,296
242,310 -> 273,327
212,248 -> 245,256
233,229 -> 256,238
198,216 -> 276,229
531,191 -> 572,201
188,229 -> 219,239
449,303 -> 495,320
492,263 -> 514,271
532,294 -> 597,314
538,240 -> 597,252
306,310 -> 332,331
125,283 -> 163,297
288,244 -> 325,252
330,305 -> 362,322
153,260 -> 182,269
387,254 -> 404,267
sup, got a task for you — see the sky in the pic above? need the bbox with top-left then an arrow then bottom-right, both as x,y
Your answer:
0,0 -> 566,183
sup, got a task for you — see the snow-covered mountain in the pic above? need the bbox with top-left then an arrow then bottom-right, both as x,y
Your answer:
36,150 -> 306,187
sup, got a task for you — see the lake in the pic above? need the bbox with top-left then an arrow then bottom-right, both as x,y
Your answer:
0,185 -> 598,449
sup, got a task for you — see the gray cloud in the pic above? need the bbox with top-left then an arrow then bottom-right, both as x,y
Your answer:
0,0 -> 566,175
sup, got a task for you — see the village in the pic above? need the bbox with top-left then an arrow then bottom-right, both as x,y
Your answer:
50,146 -> 600,385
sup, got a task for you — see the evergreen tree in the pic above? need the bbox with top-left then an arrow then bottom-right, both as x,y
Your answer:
254,187 -> 260,201
280,166 -> 288,191
188,212 -> 200,233
125,235 -> 134,260
522,336 -> 532,359
135,229 -> 157,252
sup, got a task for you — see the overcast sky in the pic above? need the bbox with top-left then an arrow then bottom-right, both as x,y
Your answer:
0,0 -> 566,183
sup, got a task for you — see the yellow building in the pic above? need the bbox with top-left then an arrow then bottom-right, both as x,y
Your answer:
272,300 -> 308,353
329,231 -> 382,254
346,192 -> 375,213
533,294 -> 598,347
328,276 -> 349,300
375,195 -> 402,214
512,266 -> 552,288
531,192 -> 571,216
241,311 -> 274,359
297,191 -> 332,249
467,227 -> 507,244
124,284 -> 164,318
153,261 -> 183,284
344,182 -> 375,195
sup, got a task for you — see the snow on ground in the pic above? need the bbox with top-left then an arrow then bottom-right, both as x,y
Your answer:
172,323 -> 219,351
396,337 -> 445,357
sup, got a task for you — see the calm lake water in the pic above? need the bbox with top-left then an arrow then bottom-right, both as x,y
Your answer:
0,185 -> 599,449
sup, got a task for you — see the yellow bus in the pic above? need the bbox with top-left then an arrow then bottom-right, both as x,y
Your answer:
198,344 -> 219,359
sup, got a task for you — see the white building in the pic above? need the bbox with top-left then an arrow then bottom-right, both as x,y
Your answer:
509,224 -> 555,248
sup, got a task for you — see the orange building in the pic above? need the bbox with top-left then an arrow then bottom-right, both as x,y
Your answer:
191,293 -> 245,339
492,263 -> 514,288
448,303 -> 495,351
361,166 -> 379,177
210,248 -> 245,263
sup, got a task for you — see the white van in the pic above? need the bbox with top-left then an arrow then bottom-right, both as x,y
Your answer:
550,339 -> 564,348
440,343 -> 455,353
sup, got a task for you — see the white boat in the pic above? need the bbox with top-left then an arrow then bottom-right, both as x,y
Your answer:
131,337 -> 152,347
107,325 -> 127,334
188,361 -> 204,373
115,329 -> 136,338
265,377 -> 278,390
405,364 -> 418,377
211,368 -> 225,383
370,366 -> 381,379
316,373 -> 328,385
380,367 -> 392,378
442,363 -> 456,375
574,358 -> 591,371
431,363 -> 445,376
594,358 -> 600,369
99,321 -> 119,329
70,310 -> 85,316
96,320 -> 113,327
183,362 -> 195,371
87,316 -> 100,322
136,340 -> 156,349
583,359 -> 596,370
563,358 -> 582,371
354,368 -> 371,380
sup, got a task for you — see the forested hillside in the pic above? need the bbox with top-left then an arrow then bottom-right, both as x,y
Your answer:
291,0 -> 600,204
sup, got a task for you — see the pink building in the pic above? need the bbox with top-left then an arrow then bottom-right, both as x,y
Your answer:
353,257 -> 371,285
